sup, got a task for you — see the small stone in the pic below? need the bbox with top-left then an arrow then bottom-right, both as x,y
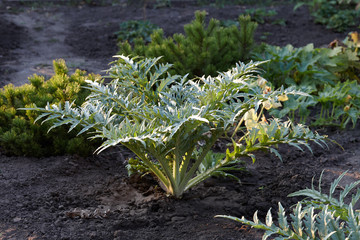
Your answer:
16,203 -> 23,208
89,232 -> 97,238
171,216 -> 186,222
129,210 -> 135,216
13,217 -> 22,223
40,223 -> 47,234
114,230 -> 124,237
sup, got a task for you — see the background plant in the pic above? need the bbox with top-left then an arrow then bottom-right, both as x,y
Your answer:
312,80 -> 360,128
119,11 -> 258,78
0,59 -> 100,157
343,32 -> 360,68
154,0 -> 171,8
196,0 -> 286,7
243,8 -> 277,24
269,86 -> 317,123
295,0 -> 360,32
254,41 -> 360,128
253,43 -> 352,89
27,56 -> 326,198
115,20 -> 159,44
216,171 -> 360,239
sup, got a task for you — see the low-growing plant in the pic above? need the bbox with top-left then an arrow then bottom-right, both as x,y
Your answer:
254,38 -> 360,128
271,80 -> 360,128
295,0 -> 360,32
339,0 -> 360,7
220,19 -> 240,28
115,20 -> 160,44
254,43 -> 360,89
243,8 -> 277,24
0,59 -> 100,157
119,11 -> 258,78
154,0 -> 171,8
24,56 -> 327,198
196,0 -> 280,6
216,171 -> 360,239
344,31 -> 360,61
269,86 -> 317,123
313,80 -> 360,128
253,44 -> 337,89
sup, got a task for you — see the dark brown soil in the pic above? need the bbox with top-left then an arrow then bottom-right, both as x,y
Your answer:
0,1 -> 359,239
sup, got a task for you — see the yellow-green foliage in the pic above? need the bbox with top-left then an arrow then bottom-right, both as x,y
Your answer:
0,59 -> 101,157
119,11 -> 258,78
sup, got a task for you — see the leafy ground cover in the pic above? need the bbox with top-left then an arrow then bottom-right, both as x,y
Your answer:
0,0 -> 359,239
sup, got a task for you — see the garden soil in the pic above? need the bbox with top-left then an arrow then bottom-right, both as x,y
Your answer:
0,1 -> 359,239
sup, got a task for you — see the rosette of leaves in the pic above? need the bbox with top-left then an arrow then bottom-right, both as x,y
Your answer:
0,59 -> 100,157
216,171 -> 360,239
25,56 -> 327,198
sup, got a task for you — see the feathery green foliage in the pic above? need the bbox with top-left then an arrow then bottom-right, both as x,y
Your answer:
216,171 -> 360,240
0,59 -> 100,157
26,56 -> 327,198
119,11 -> 258,78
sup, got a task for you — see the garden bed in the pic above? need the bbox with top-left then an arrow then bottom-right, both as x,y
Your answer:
0,1 -> 359,239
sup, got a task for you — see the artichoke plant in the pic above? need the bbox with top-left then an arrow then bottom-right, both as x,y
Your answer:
25,56 -> 326,198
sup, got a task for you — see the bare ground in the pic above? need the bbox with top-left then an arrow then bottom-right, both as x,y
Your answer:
0,1 -> 359,239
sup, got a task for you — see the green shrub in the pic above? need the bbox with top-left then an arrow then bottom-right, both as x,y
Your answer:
0,59 -> 100,157
217,171 -> 360,239
119,11 -> 258,78
27,56 -> 327,198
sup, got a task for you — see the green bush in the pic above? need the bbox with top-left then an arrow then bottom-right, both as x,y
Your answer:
0,59 -> 100,157
119,11 -> 258,78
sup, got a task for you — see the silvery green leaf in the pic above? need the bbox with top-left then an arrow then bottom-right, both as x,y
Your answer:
265,209 -> 273,227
